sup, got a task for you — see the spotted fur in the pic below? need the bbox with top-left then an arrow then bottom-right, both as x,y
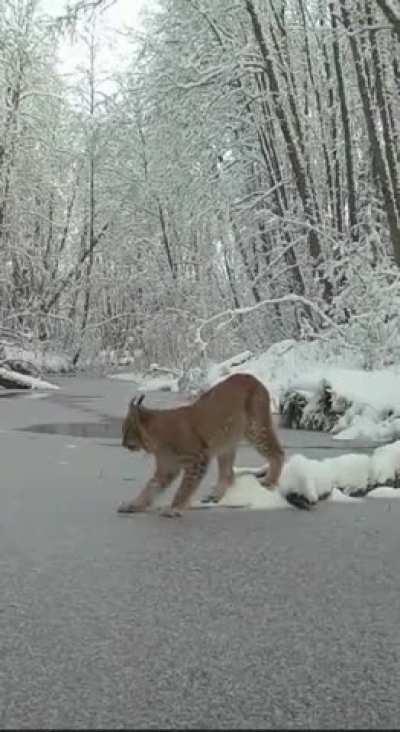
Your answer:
119,373 -> 284,517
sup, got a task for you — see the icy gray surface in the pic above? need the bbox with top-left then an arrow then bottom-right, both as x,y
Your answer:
1,377 -> 399,729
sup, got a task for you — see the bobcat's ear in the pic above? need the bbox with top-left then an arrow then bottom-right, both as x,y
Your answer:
129,394 -> 145,411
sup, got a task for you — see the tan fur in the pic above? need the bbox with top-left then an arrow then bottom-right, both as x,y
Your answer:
119,373 -> 284,517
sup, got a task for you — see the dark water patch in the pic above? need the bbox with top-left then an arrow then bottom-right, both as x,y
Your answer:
18,418 -> 121,439
0,391 -> 30,399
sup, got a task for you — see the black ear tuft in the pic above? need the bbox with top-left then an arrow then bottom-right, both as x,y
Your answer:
130,394 -> 145,410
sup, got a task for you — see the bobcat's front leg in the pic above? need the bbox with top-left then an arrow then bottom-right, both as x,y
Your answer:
118,464 -> 179,514
161,455 -> 209,517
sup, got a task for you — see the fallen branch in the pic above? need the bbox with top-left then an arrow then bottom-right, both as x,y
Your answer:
0,366 -> 59,391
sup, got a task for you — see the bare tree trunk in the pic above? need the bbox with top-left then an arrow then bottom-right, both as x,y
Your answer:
298,0 -> 335,233
366,0 -> 400,215
73,26 -> 96,366
157,200 -> 177,279
245,0 -> 332,304
339,0 -> 400,265
329,2 -> 358,238
135,113 -> 178,279
253,77 -> 306,295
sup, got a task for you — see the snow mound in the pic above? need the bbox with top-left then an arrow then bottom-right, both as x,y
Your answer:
277,443 -> 400,504
277,453 -> 371,504
202,341 -> 400,441
204,340 -> 360,414
292,368 -> 399,413
281,370 -> 400,442
370,441 -> 400,485
109,363 -> 179,393
108,371 -> 140,382
224,441 -> 400,509
109,372 -> 178,392
218,474 -> 291,510
229,465 -> 361,509
368,486 -> 400,499
328,488 -> 362,504
191,462 -> 364,512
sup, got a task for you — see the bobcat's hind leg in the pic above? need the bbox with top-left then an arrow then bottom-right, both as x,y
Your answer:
246,422 -> 284,489
201,449 -> 236,504
118,464 -> 179,514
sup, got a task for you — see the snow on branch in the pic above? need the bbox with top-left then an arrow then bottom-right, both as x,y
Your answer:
194,295 -> 349,347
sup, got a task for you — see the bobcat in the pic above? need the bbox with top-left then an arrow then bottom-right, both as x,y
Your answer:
118,373 -> 285,517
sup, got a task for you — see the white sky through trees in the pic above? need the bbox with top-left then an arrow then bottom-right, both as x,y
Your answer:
1,0 -> 399,374
40,0 -> 150,78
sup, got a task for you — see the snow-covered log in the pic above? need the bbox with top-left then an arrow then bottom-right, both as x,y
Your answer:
0,367 -> 59,391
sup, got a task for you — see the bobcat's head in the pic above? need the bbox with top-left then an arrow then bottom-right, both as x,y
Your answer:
122,394 -> 145,451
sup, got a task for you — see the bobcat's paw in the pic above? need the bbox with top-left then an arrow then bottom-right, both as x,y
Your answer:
258,475 -> 280,491
201,493 -> 219,504
159,507 -> 183,518
117,500 -> 147,514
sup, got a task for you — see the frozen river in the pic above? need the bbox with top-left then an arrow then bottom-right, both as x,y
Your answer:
1,376 -> 399,728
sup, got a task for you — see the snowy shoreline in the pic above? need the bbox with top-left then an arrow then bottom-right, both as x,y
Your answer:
110,339 -> 400,445
4,337 -> 400,447
2,336 -> 400,509
108,340 -> 400,508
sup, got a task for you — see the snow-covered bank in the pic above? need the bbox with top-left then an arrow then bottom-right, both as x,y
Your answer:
204,339 -> 360,405
281,369 -> 400,443
2,343 -> 71,375
278,440 -> 400,503
205,341 -> 400,444
108,353 -> 254,394
109,365 -> 179,393
191,441 -> 400,511
109,338 -> 400,443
